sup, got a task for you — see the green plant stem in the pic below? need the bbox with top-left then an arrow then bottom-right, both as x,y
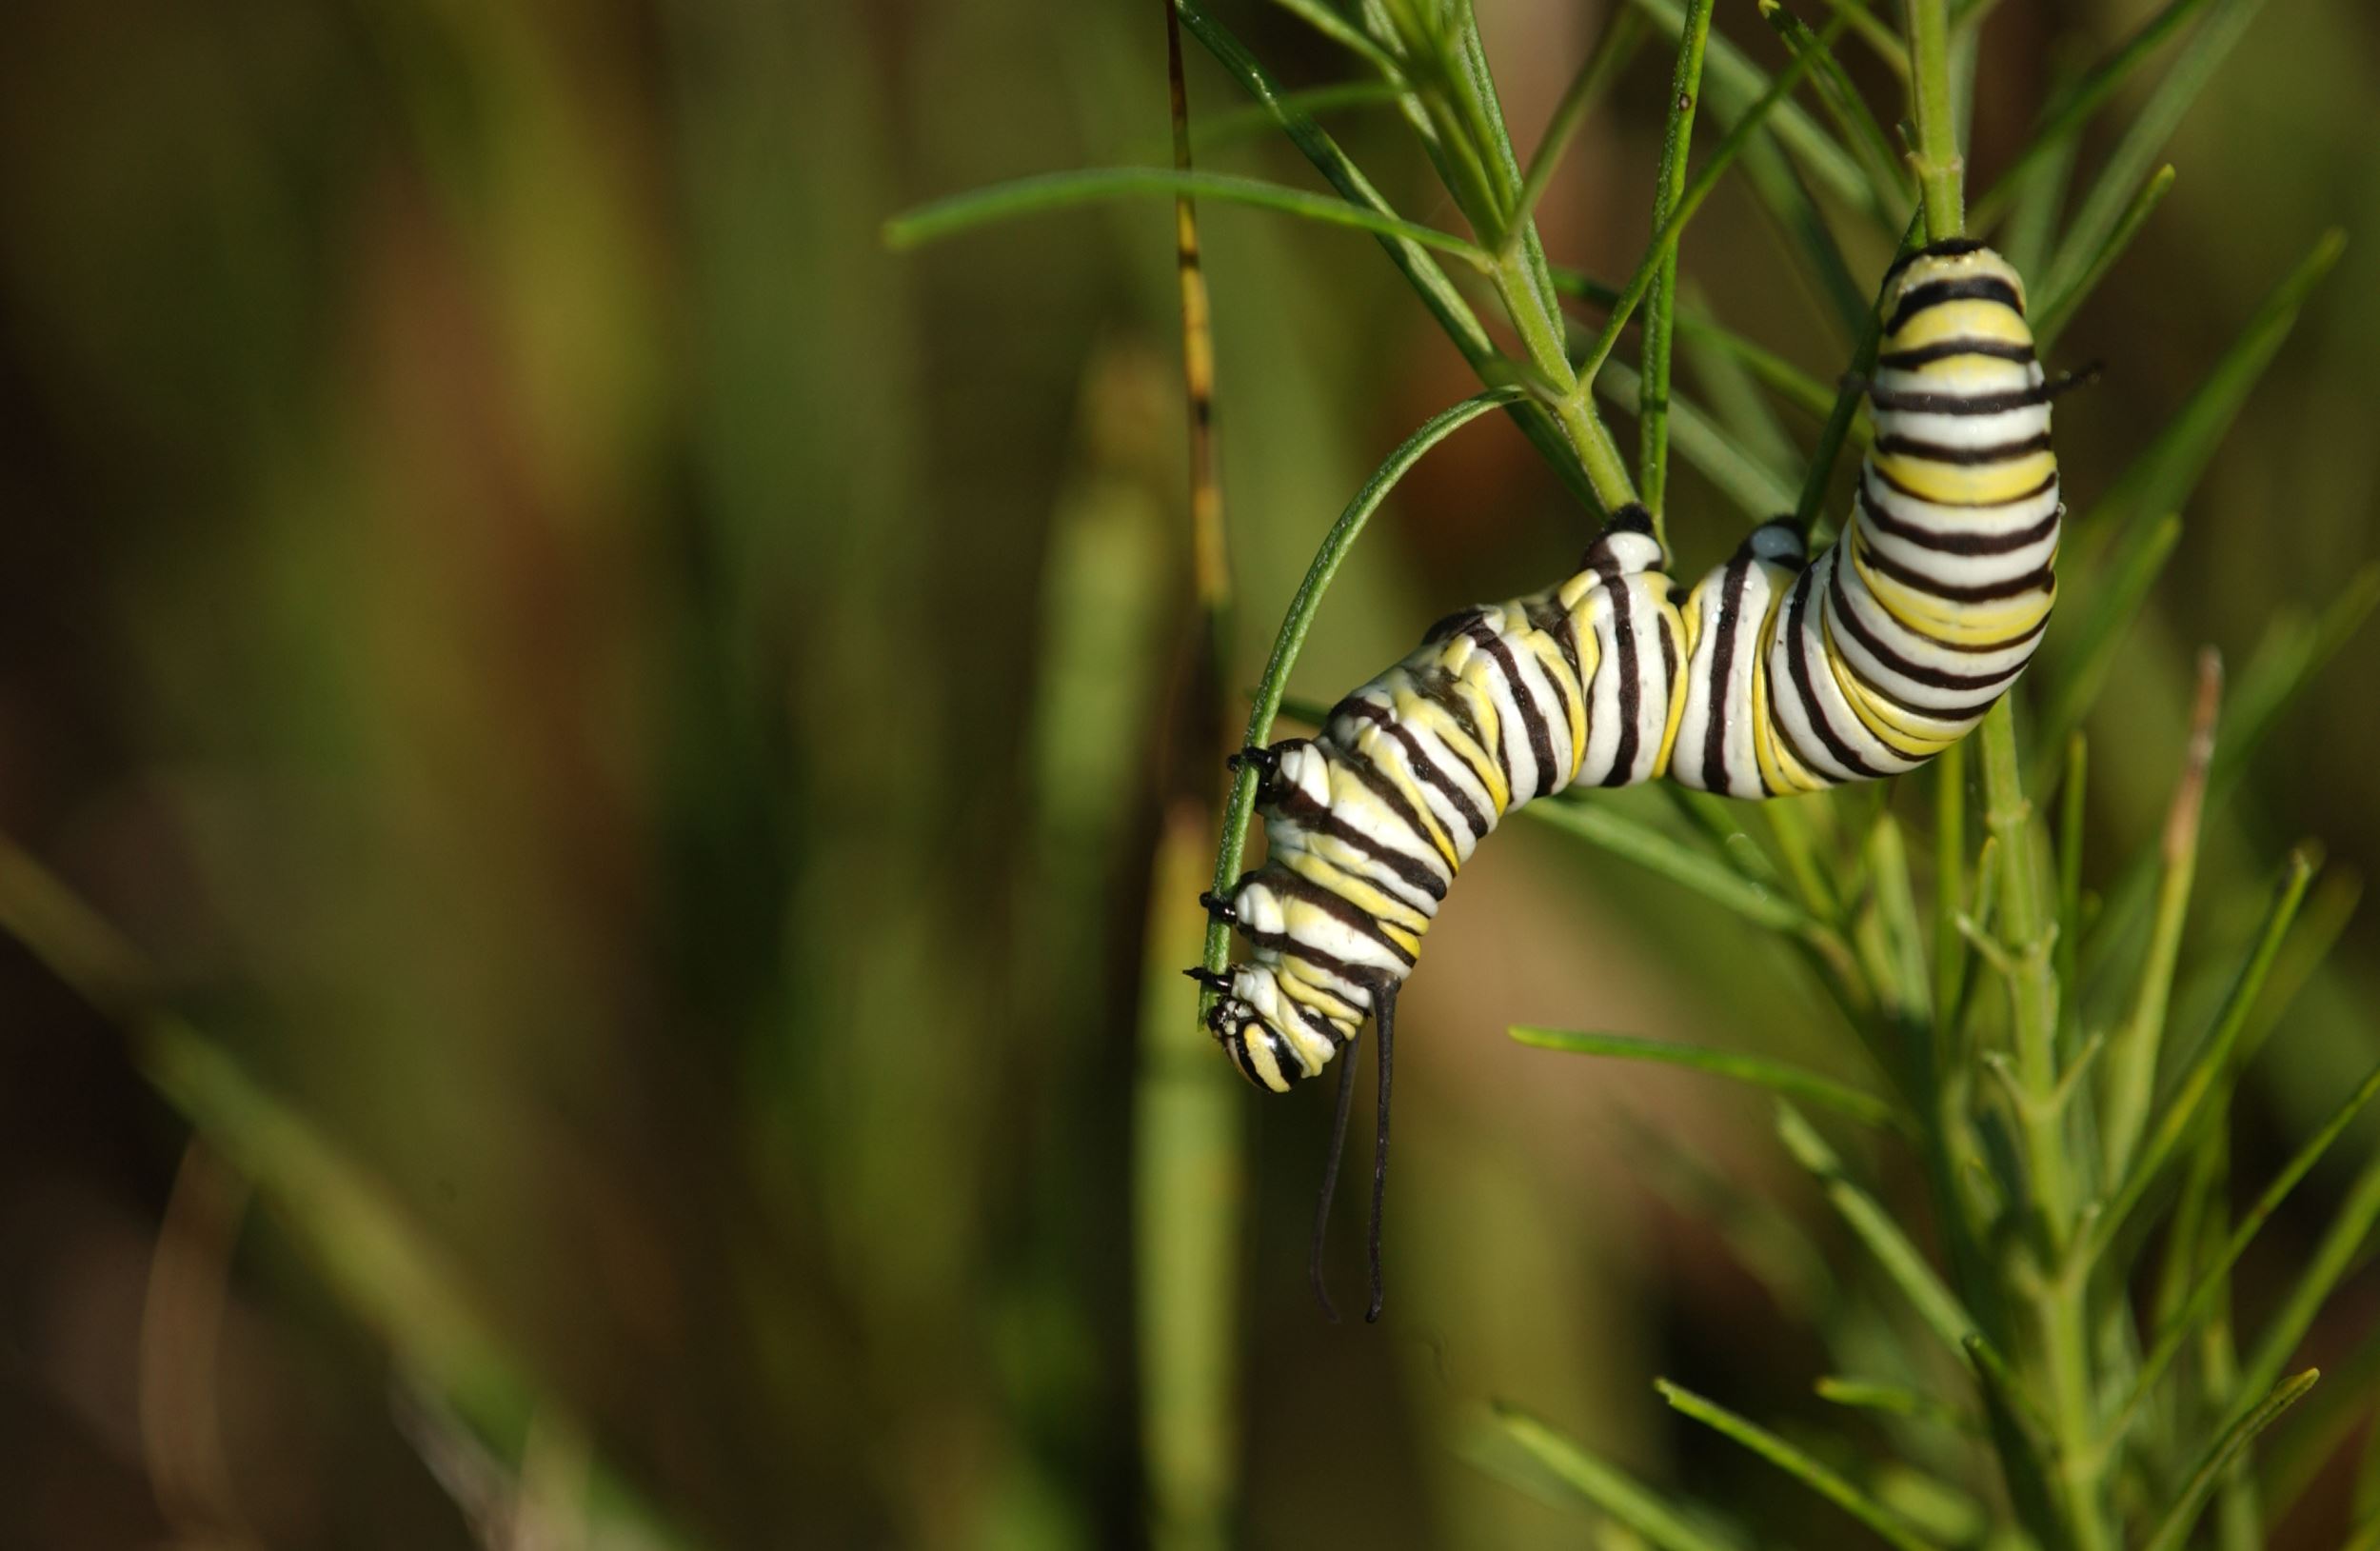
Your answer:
1637,0 -> 1716,519
1905,0 -> 1962,242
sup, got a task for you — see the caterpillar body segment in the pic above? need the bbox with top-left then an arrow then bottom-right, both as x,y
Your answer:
1205,242 -> 2064,1101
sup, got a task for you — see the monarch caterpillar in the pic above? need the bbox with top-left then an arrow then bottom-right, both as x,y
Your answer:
1190,241 -> 2073,1319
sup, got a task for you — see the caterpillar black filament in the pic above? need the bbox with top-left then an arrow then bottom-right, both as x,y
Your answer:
1193,241 -> 2064,1319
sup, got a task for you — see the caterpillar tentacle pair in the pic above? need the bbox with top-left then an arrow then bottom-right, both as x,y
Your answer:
1196,242 -> 2066,1318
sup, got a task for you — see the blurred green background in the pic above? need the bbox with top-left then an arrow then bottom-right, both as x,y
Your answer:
4,0 -> 2379,1546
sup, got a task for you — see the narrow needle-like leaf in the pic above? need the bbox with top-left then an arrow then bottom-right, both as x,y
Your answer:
1521,792 -> 1815,933
1656,1380 -> 1948,1551
2140,1371 -> 2320,1551
1597,360 -> 1801,519
1775,1105 -> 1979,1355
2029,515 -> 2182,785
2105,1060 -> 2380,1450
1200,389 -> 1527,984
1514,1028 -> 1906,1130
1175,0 -> 1613,508
1510,8 -> 1648,242
1483,1402 -> 1744,1551
883,167 -> 1495,268
1549,268 -> 1843,421
2034,165 -> 2176,348
2037,0 -> 2271,306
1971,0 -> 2213,227
2090,851 -> 2315,1254
1761,0 -> 1913,214
2100,649 -> 2221,1181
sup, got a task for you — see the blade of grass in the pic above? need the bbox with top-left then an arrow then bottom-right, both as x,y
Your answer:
883,167 -> 1494,268
2099,650 -> 2220,1182
2033,164 -> 2175,348
1656,1380 -> 1948,1551
2139,1371 -> 2320,1551
1513,1028 -> 1907,1131
1637,0 -> 1717,519
1776,1104 -> 1979,1358
1482,1402 -> 1743,1551
2036,0 -> 2271,306
1199,388 -> 1527,986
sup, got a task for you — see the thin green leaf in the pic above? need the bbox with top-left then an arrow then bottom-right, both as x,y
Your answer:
1656,1380 -> 1948,1551
2105,1060 -> 2380,1451
883,167 -> 1494,268
1511,7 -> 1648,243
1971,0 -> 2214,228
1637,0 -> 1718,518
1187,81 -> 1408,151
1797,215 -> 1925,527
1483,1403 -> 1744,1551
1678,284 -> 1802,473
1569,12 -> 1851,398
1521,790 -> 1815,934
1760,0 -> 1914,214
2090,851 -> 2316,1255
1200,388 -> 1529,984
2037,0 -> 2271,305
2034,164 -> 2175,348
2230,1151 -> 2380,1428
1627,0 -> 1875,215
1775,1104 -> 1980,1360
2075,231 -> 2344,548
1176,0 -> 1604,507
1815,1379 -> 1974,1434
1597,359 -> 1801,519
2099,649 -> 2221,1183
1550,268 -> 1844,422
1265,0 -> 1409,79
1816,0 -> 1908,78
2028,515 -> 2181,788
2140,1371 -> 2321,1551
1513,1028 -> 1906,1130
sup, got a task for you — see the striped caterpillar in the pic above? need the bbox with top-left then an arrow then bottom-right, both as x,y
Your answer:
1189,241 -> 2068,1318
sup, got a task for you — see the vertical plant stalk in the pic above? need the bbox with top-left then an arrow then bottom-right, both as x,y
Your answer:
1907,4 -> 2104,1544
1637,0 -> 1716,517
1905,0 -> 1962,241
1145,13 -> 1243,1544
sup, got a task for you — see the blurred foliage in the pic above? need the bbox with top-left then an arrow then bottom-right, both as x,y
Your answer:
2,0 -> 2379,1548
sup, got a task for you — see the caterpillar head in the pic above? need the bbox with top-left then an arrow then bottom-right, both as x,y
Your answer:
1204,965 -> 1311,1093
1884,237 -> 2026,314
